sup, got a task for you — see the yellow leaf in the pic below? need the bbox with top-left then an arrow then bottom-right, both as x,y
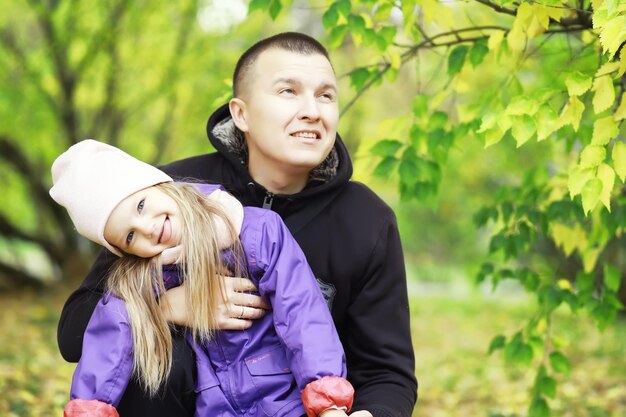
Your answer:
565,72 -> 593,96
592,75 -> 616,113
488,31 -> 504,51
552,223 -> 585,256
478,113 -> 497,133
388,50 -> 402,70
614,92 -> 626,120
536,104 -> 559,141
618,52 -> 626,77
507,26 -> 527,52
599,16 -> 626,58
483,126 -> 506,148
582,178 -> 602,214
557,279 -> 573,290
568,164 -> 595,197
527,5 -> 550,38
360,12 -> 373,28
545,5 -> 566,21
596,61 -> 621,78
558,96 -> 585,131
598,162 -> 615,210
612,141 -> 626,182
583,247 -> 602,272
511,115 -> 536,147
580,145 -> 607,168
591,115 -> 620,145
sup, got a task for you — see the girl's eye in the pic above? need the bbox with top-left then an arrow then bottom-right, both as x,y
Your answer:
137,199 -> 145,213
279,88 -> 295,95
320,92 -> 335,102
126,231 -> 134,244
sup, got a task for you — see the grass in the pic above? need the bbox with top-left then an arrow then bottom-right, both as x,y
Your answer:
0,286 -> 624,416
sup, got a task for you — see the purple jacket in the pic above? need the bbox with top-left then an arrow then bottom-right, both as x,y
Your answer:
69,186 -> 347,417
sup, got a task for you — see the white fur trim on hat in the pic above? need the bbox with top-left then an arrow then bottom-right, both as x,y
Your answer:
49,139 -> 173,256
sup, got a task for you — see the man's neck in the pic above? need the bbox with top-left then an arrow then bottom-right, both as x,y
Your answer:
249,163 -> 309,195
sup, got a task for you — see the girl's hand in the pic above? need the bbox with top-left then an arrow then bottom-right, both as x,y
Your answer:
161,276 -> 269,329
319,409 -> 349,417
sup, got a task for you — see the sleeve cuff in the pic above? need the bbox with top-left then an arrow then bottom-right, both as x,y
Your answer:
64,399 -> 119,417
301,376 -> 354,417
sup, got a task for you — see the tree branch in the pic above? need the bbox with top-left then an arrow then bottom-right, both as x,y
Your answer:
0,259 -> 45,289
0,211 -> 63,265
0,136 -> 74,240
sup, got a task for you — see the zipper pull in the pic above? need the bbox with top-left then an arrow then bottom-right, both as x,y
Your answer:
262,193 -> 274,210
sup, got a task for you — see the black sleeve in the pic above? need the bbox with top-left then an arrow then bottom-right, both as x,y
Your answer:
57,248 -> 117,362
347,214 -> 418,417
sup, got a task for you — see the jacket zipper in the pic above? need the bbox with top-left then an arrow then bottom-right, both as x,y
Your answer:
262,192 -> 274,210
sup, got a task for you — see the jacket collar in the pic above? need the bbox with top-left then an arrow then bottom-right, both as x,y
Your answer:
206,104 -> 353,200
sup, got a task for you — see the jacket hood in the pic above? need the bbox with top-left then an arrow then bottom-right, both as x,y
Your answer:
206,104 -> 352,200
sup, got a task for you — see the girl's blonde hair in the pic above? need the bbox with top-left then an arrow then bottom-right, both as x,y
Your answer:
106,182 -> 246,396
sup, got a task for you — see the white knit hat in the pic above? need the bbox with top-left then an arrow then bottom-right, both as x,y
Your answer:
49,139 -> 173,256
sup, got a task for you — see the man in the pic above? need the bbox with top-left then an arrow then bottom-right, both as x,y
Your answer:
57,32 -> 417,417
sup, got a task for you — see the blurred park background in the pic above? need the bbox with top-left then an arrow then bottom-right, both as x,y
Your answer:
1,0 -> 625,416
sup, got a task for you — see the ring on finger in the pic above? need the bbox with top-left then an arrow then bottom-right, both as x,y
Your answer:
239,306 -> 245,319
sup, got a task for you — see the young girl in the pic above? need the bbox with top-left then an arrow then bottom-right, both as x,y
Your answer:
50,140 -> 354,417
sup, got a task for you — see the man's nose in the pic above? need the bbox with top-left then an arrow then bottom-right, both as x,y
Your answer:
298,95 -> 321,121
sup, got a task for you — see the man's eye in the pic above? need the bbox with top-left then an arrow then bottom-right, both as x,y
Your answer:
126,231 -> 134,244
137,199 -> 145,212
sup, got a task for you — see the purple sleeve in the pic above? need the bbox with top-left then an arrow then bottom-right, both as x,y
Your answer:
253,210 -> 347,389
69,294 -> 134,406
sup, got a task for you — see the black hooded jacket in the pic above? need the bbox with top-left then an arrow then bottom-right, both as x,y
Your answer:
57,104 -> 417,417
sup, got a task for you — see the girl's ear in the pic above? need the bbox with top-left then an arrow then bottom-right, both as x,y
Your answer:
229,98 -> 249,133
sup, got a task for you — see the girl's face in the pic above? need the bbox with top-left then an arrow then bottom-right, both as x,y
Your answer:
104,185 -> 181,258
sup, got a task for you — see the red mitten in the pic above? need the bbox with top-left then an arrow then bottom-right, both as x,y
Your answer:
64,399 -> 119,417
301,376 -> 354,417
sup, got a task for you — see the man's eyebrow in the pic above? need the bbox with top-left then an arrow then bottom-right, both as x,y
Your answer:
273,77 -> 337,91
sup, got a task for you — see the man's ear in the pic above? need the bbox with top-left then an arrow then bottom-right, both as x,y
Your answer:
229,98 -> 249,133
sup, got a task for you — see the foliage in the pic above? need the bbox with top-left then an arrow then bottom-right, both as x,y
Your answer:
254,1 -> 626,416
1,290 -> 625,416
0,0 -> 249,287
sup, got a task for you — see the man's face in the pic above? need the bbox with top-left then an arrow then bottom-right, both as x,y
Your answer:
232,48 -> 339,182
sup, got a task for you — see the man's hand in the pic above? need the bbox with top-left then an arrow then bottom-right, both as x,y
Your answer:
160,276 -> 269,329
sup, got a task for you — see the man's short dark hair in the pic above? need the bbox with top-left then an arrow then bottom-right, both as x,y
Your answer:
233,32 -> 332,98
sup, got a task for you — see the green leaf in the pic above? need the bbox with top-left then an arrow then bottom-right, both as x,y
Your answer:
604,263 -> 621,292
581,178 -> 602,214
248,0 -> 271,14
348,14 -> 366,35
337,0 -> 351,16
399,148 -> 420,185
373,156 -> 398,177
580,145 -> 606,168
469,39 -> 489,68
537,376 -> 557,399
488,334 -> 506,354
504,335 -> 533,365
329,25 -> 348,49
549,351 -> 570,375
412,95 -> 429,118
564,71 -> 592,96
268,0 -> 282,20
350,68 -> 372,90
529,396 -> 550,417
374,3 -> 393,20
448,45 -> 469,76
370,139 -> 403,157
322,3 -> 339,29
591,116 -> 619,145
612,141 -> 626,181
430,111 -> 448,130
377,26 -> 397,51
